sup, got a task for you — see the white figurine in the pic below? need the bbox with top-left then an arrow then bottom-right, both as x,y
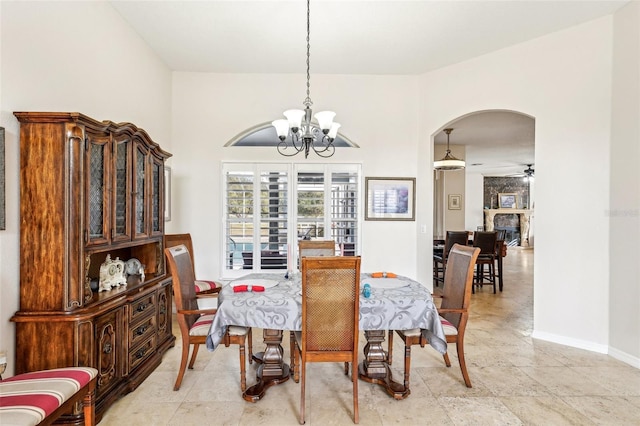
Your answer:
99,255 -> 127,292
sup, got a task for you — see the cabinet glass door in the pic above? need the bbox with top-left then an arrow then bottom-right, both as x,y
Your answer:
150,158 -> 163,236
112,136 -> 132,242
132,141 -> 149,239
86,134 -> 110,246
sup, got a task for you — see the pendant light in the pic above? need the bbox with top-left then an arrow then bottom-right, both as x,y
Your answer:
434,128 -> 465,171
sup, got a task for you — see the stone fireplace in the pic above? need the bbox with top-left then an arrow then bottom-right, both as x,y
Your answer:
483,209 -> 533,247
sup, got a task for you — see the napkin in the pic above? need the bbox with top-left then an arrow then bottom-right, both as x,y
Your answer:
233,285 -> 265,293
371,272 -> 397,278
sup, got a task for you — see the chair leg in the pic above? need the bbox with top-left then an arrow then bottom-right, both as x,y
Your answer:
491,262 -> 496,294
239,338 -> 247,391
353,361 -> 359,424
188,343 -> 200,369
387,330 -> 393,366
248,328 -> 253,364
174,337 -> 191,391
443,351 -> 452,367
403,343 -> 411,390
456,338 -> 472,388
299,358 -> 306,425
290,331 -> 299,383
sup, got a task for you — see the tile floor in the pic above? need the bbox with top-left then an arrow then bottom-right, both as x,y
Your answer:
101,249 -> 640,425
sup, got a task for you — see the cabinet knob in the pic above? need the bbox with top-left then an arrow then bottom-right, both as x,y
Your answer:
136,303 -> 148,313
103,342 -> 113,354
135,325 -> 148,336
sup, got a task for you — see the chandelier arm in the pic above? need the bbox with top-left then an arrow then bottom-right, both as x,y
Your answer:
311,137 -> 336,158
277,139 -> 305,157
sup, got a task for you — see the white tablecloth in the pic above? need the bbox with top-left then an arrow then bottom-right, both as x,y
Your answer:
206,272 -> 447,354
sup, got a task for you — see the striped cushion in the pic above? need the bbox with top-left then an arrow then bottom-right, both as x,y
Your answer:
0,367 -> 98,426
194,280 -> 220,293
189,314 -> 215,336
440,316 -> 458,335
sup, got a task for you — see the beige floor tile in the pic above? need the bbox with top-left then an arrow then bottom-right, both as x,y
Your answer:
500,396 -> 594,425
518,366 -> 617,396
438,396 -> 523,425
561,396 -> 640,425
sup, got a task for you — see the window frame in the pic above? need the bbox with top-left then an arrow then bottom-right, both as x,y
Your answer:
221,162 -> 362,278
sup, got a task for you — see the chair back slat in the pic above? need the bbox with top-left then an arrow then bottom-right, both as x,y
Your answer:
441,244 -> 480,329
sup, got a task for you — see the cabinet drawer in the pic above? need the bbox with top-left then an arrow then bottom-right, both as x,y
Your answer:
129,292 -> 156,322
129,315 -> 156,349
129,335 -> 156,372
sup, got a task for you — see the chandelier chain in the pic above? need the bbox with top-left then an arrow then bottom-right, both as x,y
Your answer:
304,0 -> 312,107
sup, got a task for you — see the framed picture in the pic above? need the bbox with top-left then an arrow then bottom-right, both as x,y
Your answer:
365,177 -> 415,221
448,194 -> 461,210
498,193 -> 518,209
164,166 -> 172,221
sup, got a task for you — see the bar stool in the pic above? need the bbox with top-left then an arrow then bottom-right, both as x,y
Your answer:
472,231 -> 498,293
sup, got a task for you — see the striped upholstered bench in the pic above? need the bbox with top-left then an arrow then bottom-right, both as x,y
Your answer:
0,367 -> 98,426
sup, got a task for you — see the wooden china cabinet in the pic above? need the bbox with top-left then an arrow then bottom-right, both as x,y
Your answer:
11,112 -> 175,424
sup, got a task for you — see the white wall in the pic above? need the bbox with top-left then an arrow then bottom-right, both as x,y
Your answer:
0,1 -> 172,376
169,73 -> 421,280
609,1 -> 640,366
417,17 -> 613,353
434,144 -> 466,233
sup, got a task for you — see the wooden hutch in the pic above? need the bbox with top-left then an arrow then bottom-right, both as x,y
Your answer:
11,112 -> 175,423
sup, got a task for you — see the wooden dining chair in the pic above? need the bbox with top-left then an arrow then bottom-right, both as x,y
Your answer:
164,244 -> 252,391
433,230 -> 469,287
390,244 -> 480,389
292,256 -> 361,424
165,233 -> 221,294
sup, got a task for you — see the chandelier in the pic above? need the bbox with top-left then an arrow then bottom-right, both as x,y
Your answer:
434,128 -> 465,171
272,0 -> 340,159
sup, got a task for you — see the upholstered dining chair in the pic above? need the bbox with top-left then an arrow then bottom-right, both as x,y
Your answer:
472,231 -> 498,293
165,233 -> 221,294
164,244 -> 252,391
292,256 -> 361,424
433,230 -> 469,287
389,244 -> 480,389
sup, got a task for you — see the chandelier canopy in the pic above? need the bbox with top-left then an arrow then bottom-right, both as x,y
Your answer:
272,0 -> 339,159
434,128 -> 465,171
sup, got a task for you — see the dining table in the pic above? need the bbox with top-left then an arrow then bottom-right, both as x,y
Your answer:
206,272 -> 447,401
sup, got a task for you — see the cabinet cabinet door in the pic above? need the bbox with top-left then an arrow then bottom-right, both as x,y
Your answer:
156,282 -> 172,344
85,133 -> 111,246
95,308 -> 123,397
150,157 -> 164,236
112,135 -> 132,242
132,141 -> 149,240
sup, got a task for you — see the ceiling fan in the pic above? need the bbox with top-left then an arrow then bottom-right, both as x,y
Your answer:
507,164 -> 535,178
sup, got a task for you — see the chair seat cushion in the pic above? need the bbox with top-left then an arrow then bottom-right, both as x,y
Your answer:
189,314 -> 215,336
194,280 -> 221,293
440,317 -> 458,335
399,328 -> 421,337
228,325 -> 250,336
0,367 -> 98,426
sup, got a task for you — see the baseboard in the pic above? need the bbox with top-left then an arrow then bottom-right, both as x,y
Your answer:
609,347 -> 640,368
531,330 -> 608,354
532,330 -> 640,369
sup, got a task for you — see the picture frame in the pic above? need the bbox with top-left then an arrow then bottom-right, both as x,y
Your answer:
448,194 -> 461,210
365,177 -> 415,221
164,166 -> 171,221
498,193 -> 518,209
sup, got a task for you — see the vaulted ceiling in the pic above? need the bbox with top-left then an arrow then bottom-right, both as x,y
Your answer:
111,1 -> 626,175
